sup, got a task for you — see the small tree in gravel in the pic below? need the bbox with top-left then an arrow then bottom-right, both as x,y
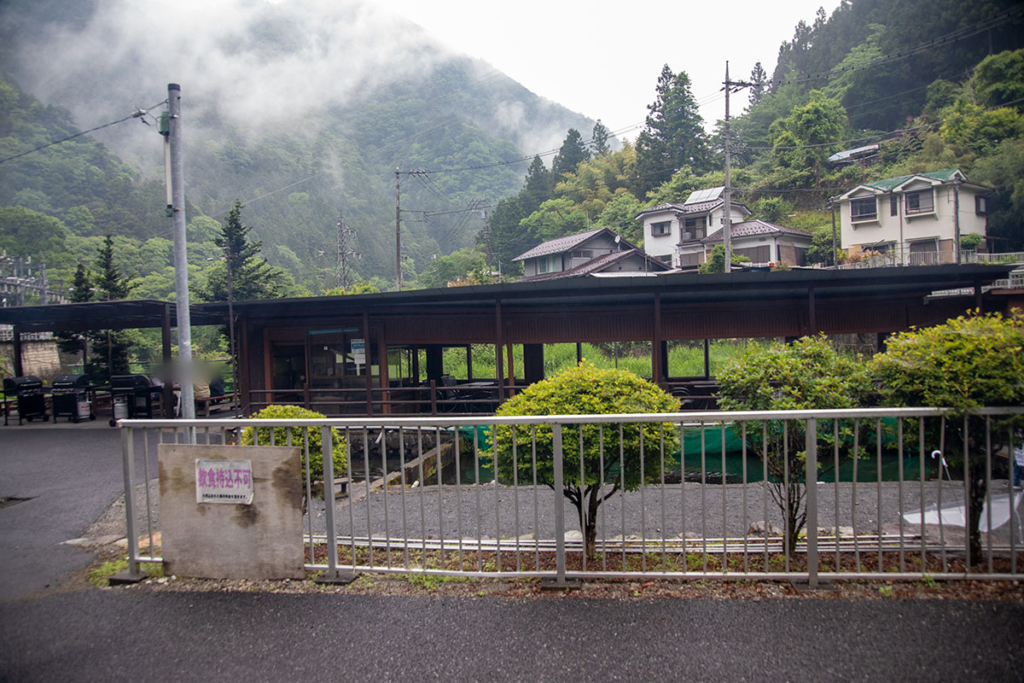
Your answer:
869,312 -> 1024,563
717,335 -> 874,554
493,362 -> 680,557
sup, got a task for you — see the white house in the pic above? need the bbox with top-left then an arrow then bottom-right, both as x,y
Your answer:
701,220 -> 813,267
637,187 -> 751,267
513,227 -> 670,281
837,169 -> 990,265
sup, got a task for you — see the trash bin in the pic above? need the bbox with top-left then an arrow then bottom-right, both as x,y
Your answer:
2,376 -> 49,426
109,374 -> 154,427
51,375 -> 95,423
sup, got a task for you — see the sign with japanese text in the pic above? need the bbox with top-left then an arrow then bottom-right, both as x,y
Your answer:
351,338 -> 365,366
195,459 -> 254,504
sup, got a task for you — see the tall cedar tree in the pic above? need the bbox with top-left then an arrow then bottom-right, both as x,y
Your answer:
634,65 -> 710,197
748,62 -> 769,106
591,120 -> 611,156
523,155 -> 552,213
55,263 -> 92,357
207,201 -> 284,301
86,235 -> 136,380
551,129 -> 591,180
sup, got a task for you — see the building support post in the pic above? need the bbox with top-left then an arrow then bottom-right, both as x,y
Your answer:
495,300 -> 505,403
12,324 -> 23,377
161,305 -> 174,418
363,308 -> 373,415
652,293 -> 663,386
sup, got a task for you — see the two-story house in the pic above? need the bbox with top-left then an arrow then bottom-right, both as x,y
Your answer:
701,220 -> 813,267
513,227 -> 669,281
837,169 -> 990,265
637,188 -> 751,268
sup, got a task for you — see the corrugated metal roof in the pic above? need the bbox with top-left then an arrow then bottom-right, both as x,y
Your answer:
703,220 -> 812,243
865,169 -> 962,193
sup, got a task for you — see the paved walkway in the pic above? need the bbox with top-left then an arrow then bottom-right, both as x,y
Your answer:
2,425 -> 1022,681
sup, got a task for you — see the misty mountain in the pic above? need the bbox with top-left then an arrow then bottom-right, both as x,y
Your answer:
0,0 -> 594,290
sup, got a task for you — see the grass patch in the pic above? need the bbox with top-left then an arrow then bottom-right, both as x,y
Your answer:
87,558 -> 163,587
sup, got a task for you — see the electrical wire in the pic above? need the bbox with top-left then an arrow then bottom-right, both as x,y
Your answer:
0,98 -> 167,166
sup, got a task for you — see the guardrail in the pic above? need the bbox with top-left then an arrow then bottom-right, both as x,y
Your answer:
119,407 -> 1024,586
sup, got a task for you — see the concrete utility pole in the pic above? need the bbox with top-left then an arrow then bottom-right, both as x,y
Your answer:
829,197 -> 838,268
395,169 -> 402,291
953,177 -> 961,264
166,83 -> 195,420
723,62 -> 733,272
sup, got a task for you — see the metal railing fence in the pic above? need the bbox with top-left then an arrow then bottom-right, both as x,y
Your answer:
119,407 -> 1024,586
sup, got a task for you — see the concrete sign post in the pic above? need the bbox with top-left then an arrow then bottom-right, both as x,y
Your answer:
159,444 -> 305,580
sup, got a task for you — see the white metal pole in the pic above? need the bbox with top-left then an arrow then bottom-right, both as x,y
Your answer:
723,62 -> 732,273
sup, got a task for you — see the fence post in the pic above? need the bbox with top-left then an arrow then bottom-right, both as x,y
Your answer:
553,422 -> 566,586
316,425 -> 358,584
805,418 -> 819,588
109,426 -> 147,584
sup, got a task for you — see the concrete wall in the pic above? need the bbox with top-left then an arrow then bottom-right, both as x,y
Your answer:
158,444 -> 305,580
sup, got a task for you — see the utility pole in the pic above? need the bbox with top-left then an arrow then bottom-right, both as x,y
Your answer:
165,83 -> 195,420
483,208 -> 492,271
395,169 -> 402,291
722,63 -> 756,274
953,177 -> 961,264
723,62 -> 733,272
829,197 -> 838,268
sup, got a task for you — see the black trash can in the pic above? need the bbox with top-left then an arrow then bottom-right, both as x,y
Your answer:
51,375 -> 95,423
109,374 -> 153,427
3,376 -> 49,426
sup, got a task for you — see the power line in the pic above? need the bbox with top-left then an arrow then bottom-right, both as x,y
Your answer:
0,98 -> 167,166
775,6 -> 1024,88
744,96 -> 1024,151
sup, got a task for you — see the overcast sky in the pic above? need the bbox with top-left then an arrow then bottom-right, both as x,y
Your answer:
376,0 -> 841,140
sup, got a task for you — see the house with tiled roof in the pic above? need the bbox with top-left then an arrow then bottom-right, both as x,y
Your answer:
697,219 -> 813,267
513,227 -> 670,282
636,187 -> 752,268
838,169 -> 991,266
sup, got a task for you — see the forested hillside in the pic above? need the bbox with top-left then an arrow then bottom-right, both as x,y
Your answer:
0,0 -> 593,297
459,0 -> 1024,281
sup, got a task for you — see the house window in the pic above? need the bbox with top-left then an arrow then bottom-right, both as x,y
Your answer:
890,195 -> 898,216
571,249 -> 593,259
537,257 -> 548,274
682,217 -> 705,240
905,189 -> 934,215
976,196 -> 987,215
651,221 -> 671,236
656,255 -> 672,264
850,197 -> 877,222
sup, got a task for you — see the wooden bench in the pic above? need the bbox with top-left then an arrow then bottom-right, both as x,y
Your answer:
195,393 -> 238,417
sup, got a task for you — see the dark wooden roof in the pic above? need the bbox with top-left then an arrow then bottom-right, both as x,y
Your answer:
0,299 -> 223,333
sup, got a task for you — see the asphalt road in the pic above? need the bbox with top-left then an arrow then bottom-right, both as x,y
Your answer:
0,421 -> 156,602
2,591 -> 1022,682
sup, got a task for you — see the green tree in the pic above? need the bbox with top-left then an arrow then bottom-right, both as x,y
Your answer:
523,155 -> 552,212
86,235 -> 137,381
751,196 -> 794,223
551,128 -> 591,180
972,49 -> 1024,113
748,62 -> 769,107
55,263 -> 92,358
493,362 -> 680,557
323,280 -> 381,296
697,244 -> 751,273
869,312 -> 1024,563
806,225 -> 844,266
591,120 -> 611,157
418,247 -> 487,289
483,195 -> 532,275
634,65 -> 710,196
0,206 -> 70,266
718,336 -> 874,553
769,92 -> 848,187
520,198 -> 589,243
206,202 -> 298,301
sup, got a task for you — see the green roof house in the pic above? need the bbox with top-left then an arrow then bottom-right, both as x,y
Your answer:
837,169 -> 991,266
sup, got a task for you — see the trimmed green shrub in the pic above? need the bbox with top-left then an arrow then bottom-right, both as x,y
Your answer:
240,405 -> 347,490
870,312 -> 1024,561
494,362 -> 680,556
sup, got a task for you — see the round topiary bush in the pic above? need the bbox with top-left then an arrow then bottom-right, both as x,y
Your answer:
240,405 -> 346,493
494,362 -> 680,556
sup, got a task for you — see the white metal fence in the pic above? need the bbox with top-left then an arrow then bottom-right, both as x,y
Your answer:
119,407 -> 1024,586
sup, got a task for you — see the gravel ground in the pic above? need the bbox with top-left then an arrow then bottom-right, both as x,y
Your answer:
304,480 -> 1023,546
